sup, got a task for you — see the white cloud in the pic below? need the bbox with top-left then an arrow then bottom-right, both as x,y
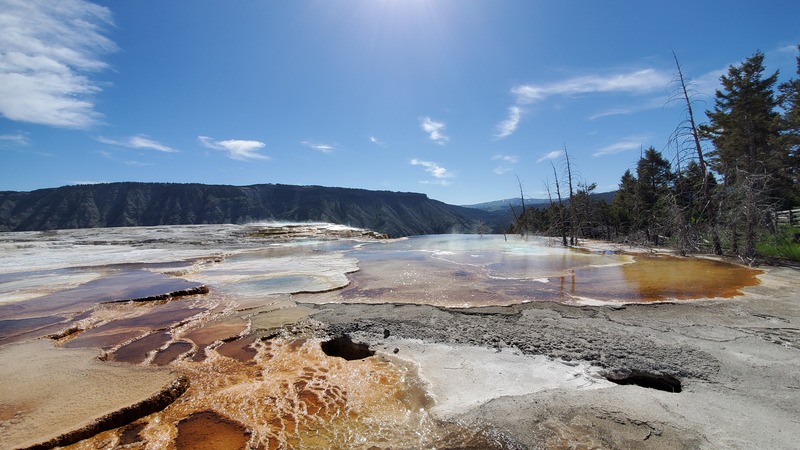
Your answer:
410,158 -> 452,185
419,116 -> 449,144
0,132 -> 52,156
0,132 -> 28,146
198,136 -> 269,161
95,148 -> 154,166
692,67 -> 726,99
124,160 -> 154,167
589,95 -> 670,120
491,154 -> 518,175
512,68 -> 671,104
494,106 -> 522,139
369,136 -> 386,147
592,137 -> 646,157
96,135 -> 177,153
0,0 -> 116,128
588,107 -> 636,120
537,149 -> 564,163
494,68 -> 671,138
301,140 -> 337,154
492,154 -> 519,164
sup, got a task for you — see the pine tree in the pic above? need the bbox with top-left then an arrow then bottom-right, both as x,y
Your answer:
701,51 -> 783,258
635,147 -> 673,246
778,46 -> 800,207
611,169 -> 638,239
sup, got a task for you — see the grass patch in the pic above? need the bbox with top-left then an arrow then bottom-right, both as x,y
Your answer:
757,225 -> 800,261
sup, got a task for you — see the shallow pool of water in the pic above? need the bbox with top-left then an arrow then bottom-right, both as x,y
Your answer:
303,234 -> 761,307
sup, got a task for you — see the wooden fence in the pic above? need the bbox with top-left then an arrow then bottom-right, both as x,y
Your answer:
776,208 -> 800,226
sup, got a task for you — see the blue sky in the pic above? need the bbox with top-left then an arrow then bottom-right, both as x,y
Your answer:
1,0 -> 799,205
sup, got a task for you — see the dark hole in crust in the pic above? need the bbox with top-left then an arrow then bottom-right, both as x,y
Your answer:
606,370 -> 682,393
320,335 -> 375,361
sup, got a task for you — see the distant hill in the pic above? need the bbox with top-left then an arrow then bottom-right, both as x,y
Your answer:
462,197 -> 550,213
463,191 -> 617,213
0,182 -> 509,237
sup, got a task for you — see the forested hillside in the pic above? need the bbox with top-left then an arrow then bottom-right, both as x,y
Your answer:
0,182 -> 505,237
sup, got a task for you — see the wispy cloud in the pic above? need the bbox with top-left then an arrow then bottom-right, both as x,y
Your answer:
776,43 -> 799,54
588,95 -> 669,120
592,137 -> 646,157
96,135 -> 177,153
410,158 -> 452,185
0,132 -> 52,156
419,116 -> 449,145
692,67 -> 726,99
495,68 -> 671,139
301,140 -> 337,154
492,154 -> 519,164
668,46 -> 794,105
95,149 -> 153,166
494,106 -> 522,139
537,149 -> 564,163
491,154 -> 519,175
0,132 -> 29,146
0,0 -> 116,128
588,107 -> 635,121
198,136 -> 269,161
512,69 -> 671,104
369,136 -> 387,147
124,160 -> 154,167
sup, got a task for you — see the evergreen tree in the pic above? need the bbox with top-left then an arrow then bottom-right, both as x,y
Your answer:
635,147 -> 673,245
611,169 -> 638,238
701,51 -> 783,258
778,46 -> 800,207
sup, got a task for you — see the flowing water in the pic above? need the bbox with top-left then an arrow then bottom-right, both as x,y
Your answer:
0,225 -> 762,449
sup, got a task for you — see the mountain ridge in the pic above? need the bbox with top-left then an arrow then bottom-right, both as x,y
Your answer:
0,182 -> 508,237
463,191 -> 617,212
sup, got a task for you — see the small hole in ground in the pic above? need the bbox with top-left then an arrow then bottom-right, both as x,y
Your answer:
606,370 -> 682,393
321,335 -> 375,361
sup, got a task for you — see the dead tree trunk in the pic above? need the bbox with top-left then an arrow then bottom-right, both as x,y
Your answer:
673,50 -> 722,255
564,145 -> 577,246
515,174 -> 527,236
551,162 -> 568,247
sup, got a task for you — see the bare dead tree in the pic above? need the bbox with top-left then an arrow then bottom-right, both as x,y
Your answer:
542,177 -> 561,244
563,145 -> 578,246
508,201 -> 520,233
669,50 -> 722,254
516,174 -> 527,219
550,161 -> 568,246
515,174 -> 527,235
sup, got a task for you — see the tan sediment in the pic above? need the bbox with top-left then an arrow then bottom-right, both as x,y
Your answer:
0,340 -> 184,450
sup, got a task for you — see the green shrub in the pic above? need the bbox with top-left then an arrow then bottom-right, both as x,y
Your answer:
757,225 -> 800,261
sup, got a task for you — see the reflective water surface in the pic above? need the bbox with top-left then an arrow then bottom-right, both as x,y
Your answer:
0,225 -> 762,449
305,234 -> 761,307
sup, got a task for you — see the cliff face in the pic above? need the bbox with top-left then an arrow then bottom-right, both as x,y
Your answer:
0,183 -> 504,237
